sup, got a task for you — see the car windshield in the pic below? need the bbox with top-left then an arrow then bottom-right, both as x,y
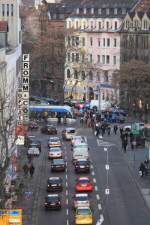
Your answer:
74,144 -> 88,149
67,129 -> 75,133
48,178 -> 61,184
77,208 -> 91,215
53,159 -> 64,164
46,196 -> 59,201
50,148 -> 61,152
79,179 -> 89,184
77,161 -> 88,165
49,138 -> 59,142
76,195 -> 88,201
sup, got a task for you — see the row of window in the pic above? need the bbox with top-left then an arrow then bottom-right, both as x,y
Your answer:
67,53 -> 117,65
75,7 -> 127,16
1,4 -> 14,17
67,20 -> 119,30
66,69 -> 109,82
67,36 -> 118,47
124,19 -> 150,30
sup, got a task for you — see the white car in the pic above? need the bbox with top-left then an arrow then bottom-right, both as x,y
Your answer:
28,147 -> 40,156
71,136 -> 87,146
73,193 -> 90,209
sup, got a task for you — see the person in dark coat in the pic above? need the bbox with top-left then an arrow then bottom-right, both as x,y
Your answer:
139,162 -> 147,177
23,163 -> 29,177
122,138 -> 128,152
29,164 -> 35,178
113,125 -> 118,134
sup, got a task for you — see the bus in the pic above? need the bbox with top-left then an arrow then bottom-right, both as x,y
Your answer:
29,105 -> 76,124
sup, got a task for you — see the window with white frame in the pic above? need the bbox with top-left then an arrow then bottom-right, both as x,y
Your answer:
103,38 -> 105,47
113,56 -> 116,65
96,72 -> 100,81
83,8 -> 87,14
143,20 -> 148,30
107,38 -> 110,47
115,21 -> 118,30
2,4 -> 5,16
91,21 -> 94,29
7,4 -> 9,16
98,8 -> 102,15
106,55 -> 110,64
91,8 -> 94,14
76,53 -> 79,62
97,55 -> 100,63
98,21 -> 101,29
98,38 -> 100,47
122,8 -> 126,14
81,54 -> 85,62
102,55 -> 105,64
106,8 -> 110,15
104,71 -> 109,82
72,53 -> 75,62
106,21 -> 109,29
11,4 -> 13,16
67,69 -> 71,78
67,53 -> 70,62
82,37 -> 85,46
90,37 -> 93,46
76,20 -> 79,29
114,8 -> 118,15
74,70 -> 78,79
113,38 -> 117,47
76,8 -> 79,14
83,21 -> 86,29
89,54 -> 93,63
81,71 -> 86,80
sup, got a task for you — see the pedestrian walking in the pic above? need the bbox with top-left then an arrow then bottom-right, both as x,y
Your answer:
29,164 -> 35,178
113,125 -> 118,134
107,125 -> 111,136
122,139 -> 128,152
139,162 -> 147,177
144,157 -> 149,169
23,163 -> 29,177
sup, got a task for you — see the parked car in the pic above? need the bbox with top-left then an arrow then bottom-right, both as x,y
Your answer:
41,125 -> 57,135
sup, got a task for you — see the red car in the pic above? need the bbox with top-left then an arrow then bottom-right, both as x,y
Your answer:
75,177 -> 93,192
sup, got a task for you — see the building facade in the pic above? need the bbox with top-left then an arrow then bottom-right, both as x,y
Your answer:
0,0 -> 22,167
121,11 -> 150,64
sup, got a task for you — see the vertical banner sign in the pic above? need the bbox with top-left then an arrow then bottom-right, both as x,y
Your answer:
16,54 -> 29,145
22,54 -> 29,123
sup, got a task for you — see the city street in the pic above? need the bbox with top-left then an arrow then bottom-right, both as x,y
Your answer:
20,122 -> 150,225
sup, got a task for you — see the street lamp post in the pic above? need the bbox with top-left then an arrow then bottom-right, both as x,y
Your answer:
94,84 -> 101,113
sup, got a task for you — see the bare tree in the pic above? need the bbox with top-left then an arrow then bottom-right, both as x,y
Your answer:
113,60 -> 150,120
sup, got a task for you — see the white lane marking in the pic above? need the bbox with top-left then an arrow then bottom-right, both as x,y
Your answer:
98,203 -> 102,210
84,136 -> 87,142
93,178 -> 96,183
66,209 -> 69,215
67,219 -> 69,225
95,186 -> 98,191
66,181 -> 68,188
100,214 -> 104,223
66,167 -> 68,172
91,171 -> 95,176
96,194 -> 100,200
97,139 -> 99,146
66,198 -> 69,205
66,162 -> 67,166
66,174 -> 68,180
65,155 -> 67,160
66,190 -> 68,196
90,164 -> 94,169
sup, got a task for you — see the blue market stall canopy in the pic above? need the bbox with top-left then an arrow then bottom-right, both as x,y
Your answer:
29,105 -> 72,113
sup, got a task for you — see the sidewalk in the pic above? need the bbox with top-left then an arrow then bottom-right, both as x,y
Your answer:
102,131 -> 150,212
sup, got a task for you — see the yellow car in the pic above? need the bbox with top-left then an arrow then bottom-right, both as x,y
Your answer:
48,137 -> 61,148
75,207 -> 93,225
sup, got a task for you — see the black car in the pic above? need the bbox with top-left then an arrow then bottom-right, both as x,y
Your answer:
47,177 -> 63,192
51,159 -> 65,172
41,125 -> 57,135
44,194 -> 61,210
74,159 -> 90,173
28,140 -> 41,152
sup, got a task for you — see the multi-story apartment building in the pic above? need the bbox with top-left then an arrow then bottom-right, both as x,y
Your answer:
121,11 -> 150,64
0,0 -> 22,167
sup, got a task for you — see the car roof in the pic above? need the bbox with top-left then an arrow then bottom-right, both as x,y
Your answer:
77,206 -> 90,210
65,127 -> 75,130
49,136 -> 59,140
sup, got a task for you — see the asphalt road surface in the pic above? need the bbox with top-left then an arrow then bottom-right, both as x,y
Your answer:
26,122 -> 150,225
